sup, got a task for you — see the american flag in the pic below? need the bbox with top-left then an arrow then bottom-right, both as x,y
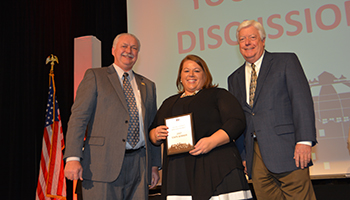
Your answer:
36,73 -> 66,200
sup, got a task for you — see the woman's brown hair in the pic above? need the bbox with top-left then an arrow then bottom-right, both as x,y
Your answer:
176,54 -> 218,93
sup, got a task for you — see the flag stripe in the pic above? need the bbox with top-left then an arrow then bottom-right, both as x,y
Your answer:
47,124 -> 58,194
57,159 -> 65,196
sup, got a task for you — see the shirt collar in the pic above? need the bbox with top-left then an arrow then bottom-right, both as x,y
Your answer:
245,50 -> 265,72
112,63 -> 135,81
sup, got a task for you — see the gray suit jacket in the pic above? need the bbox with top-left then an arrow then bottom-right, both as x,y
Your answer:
64,65 -> 161,183
228,51 -> 317,176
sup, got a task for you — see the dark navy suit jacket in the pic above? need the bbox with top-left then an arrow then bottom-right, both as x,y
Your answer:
228,51 -> 317,177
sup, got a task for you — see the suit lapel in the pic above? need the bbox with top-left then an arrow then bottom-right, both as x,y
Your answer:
254,51 -> 273,105
106,65 -> 128,111
237,64 -> 247,103
232,63 -> 251,112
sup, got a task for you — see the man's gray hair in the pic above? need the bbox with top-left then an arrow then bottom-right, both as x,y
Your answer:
236,20 -> 266,41
112,33 -> 141,51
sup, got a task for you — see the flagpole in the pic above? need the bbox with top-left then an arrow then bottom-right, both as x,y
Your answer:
46,54 -> 59,149
36,54 -> 66,200
45,54 -> 76,200
47,55 -> 57,198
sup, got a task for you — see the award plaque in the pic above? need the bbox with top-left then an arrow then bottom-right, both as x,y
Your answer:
165,113 -> 195,155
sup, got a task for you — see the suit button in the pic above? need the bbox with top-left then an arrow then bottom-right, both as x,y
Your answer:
122,139 -> 126,142
252,112 -> 255,116
125,120 -> 128,123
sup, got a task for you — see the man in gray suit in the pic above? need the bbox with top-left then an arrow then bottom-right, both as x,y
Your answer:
64,33 -> 161,200
228,20 -> 317,199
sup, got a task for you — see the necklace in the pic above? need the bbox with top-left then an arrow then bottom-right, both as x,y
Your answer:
181,90 -> 200,98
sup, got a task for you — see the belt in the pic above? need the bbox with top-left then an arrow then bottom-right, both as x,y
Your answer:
125,147 -> 144,154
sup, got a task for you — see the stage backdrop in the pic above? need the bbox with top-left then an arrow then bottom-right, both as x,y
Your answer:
127,0 -> 350,178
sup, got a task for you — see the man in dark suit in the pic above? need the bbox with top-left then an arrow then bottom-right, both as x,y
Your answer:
64,33 -> 161,200
228,20 -> 317,199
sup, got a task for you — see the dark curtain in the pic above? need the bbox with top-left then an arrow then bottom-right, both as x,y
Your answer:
2,1 -> 127,199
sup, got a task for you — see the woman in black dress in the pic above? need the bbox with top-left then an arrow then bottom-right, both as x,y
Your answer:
150,55 -> 252,200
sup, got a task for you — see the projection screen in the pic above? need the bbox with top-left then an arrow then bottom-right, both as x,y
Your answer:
127,0 -> 350,178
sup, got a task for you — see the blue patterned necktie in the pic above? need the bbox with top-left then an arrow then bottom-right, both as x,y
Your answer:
123,72 -> 140,147
249,63 -> 257,107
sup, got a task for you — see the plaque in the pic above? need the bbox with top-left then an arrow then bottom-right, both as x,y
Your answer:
165,113 -> 195,155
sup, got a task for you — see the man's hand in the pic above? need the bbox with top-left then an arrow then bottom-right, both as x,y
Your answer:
242,161 -> 247,175
149,166 -> 160,189
294,143 -> 312,169
64,161 -> 83,181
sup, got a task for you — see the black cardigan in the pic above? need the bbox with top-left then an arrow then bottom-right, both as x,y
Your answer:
151,87 -> 246,200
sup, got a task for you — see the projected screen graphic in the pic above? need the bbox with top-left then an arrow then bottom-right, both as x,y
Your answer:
127,0 -> 350,178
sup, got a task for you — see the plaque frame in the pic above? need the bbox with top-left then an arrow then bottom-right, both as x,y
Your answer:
165,113 -> 195,155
